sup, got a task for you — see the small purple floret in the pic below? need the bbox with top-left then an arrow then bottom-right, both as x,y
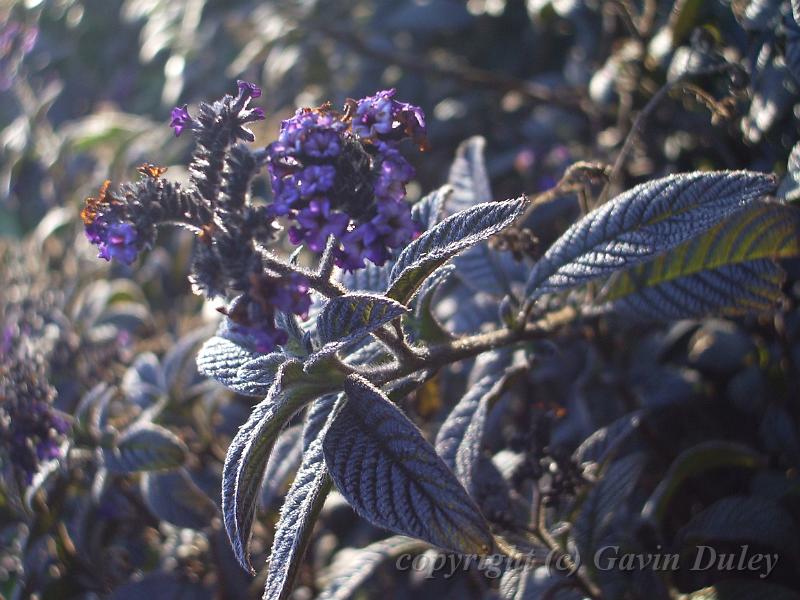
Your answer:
96,222 -> 139,265
170,105 -> 192,137
237,80 -> 262,98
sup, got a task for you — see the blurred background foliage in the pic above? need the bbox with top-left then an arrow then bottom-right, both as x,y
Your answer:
3,0 -> 800,598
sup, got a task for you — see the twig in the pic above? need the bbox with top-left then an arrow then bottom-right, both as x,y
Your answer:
369,306 -> 580,385
600,64 -> 737,204
519,161 -> 611,224
258,246 -> 425,365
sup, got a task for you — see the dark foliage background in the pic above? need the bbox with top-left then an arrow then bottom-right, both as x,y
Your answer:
3,0 -> 800,599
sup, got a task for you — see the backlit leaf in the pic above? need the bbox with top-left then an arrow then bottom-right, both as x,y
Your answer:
446,136 -> 492,215
524,171 -> 776,301
412,185 -> 452,231
597,202 -> 800,320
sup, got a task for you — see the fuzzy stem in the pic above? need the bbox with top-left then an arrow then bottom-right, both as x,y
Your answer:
369,306 -> 578,385
316,236 -> 338,282
258,246 -> 426,362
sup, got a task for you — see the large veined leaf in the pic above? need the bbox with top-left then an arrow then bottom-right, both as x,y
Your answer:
412,185 -> 452,231
677,495 -> 799,562
573,453 -> 647,566
232,353 -> 288,397
262,413 -> 337,600
435,375 -> 498,494
339,261 -> 392,294
446,136 -> 493,215
446,136 -> 529,297
454,245 -> 527,298
222,360 -> 340,572
196,323 -> 286,396
524,171 -> 776,301
316,293 -> 409,352
387,197 -> 528,303
318,536 -> 428,600
197,326 -> 260,381
323,375 -> 494,555
102,423 -> 187,473
597,201 -> 800,320
141,468 -> 217,530
260,425 -> 304,510
642,441 -> 765,525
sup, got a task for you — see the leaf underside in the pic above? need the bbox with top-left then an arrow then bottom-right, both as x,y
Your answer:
222,360 -> 327,573
316,293 -> 409,351
323,375 -> 494,555
387,197 -> 527,304
263,430 -> 334,600
196,326 -> 285,396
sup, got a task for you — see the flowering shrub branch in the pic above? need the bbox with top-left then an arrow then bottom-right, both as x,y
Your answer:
78,79 -> 800,600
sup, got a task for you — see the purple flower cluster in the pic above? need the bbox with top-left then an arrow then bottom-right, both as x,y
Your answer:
266,89 -> 426,270
1,351 -> 69,484
82,181 -> 142,265
225,273 -> 311,353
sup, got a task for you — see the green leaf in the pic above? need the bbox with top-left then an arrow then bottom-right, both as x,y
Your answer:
387,197 -> 527,304
102,424 -> 187,473
641,441 -> 765,525
222,360 -> 342,573
677,495 -> 799,564
323,375 -> 494,555
524,171 -> 776,301
316,293 -> 409,351
598,201 -> 800,320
